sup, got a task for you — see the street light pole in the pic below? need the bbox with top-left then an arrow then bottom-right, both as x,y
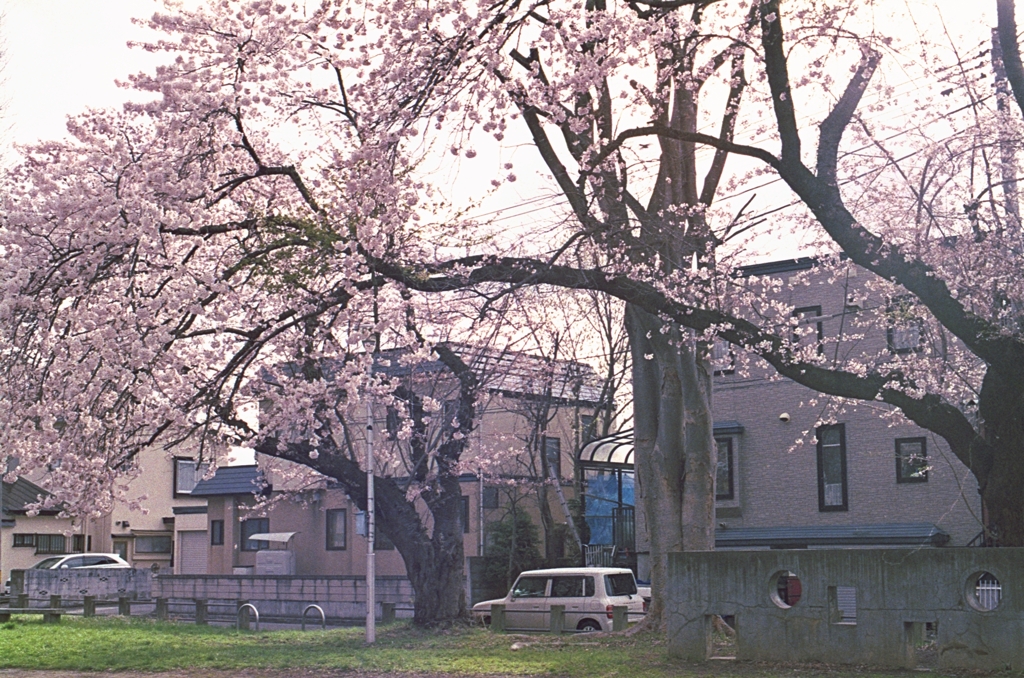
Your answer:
364,351 -> 376,644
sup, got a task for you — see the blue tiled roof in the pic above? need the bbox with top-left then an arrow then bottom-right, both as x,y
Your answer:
190,465 -> 267,497
715,522 -> 950,548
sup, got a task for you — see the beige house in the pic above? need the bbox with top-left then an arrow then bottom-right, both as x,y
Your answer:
1,477 -> 78,583
187,347 -> 605,577
2,346 -> 603,581
1,445 -> 227,579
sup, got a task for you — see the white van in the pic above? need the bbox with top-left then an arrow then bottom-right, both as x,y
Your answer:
472,567 -> 646,632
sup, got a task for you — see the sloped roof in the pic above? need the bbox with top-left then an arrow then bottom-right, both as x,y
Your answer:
267,343 -> 606,406
1,477 -> 59,515
578,423 -> 746,468
714,523 -> 950,548
190,465 -> 267,497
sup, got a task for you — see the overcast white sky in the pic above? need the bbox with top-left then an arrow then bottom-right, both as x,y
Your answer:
0,0 -> 1001,263
2,0 -> 163,153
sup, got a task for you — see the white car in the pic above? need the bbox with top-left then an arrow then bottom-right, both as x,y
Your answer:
472,566 -> 646,632
30,553 -> 131,570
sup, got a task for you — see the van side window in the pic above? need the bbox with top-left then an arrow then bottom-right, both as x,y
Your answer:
512,576 -> 548,598
551,576 -> 596,597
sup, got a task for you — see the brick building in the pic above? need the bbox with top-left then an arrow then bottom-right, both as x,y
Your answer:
581,258 -> 983,580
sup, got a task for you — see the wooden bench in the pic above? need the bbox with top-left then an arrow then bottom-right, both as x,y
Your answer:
0,608 -> 63,623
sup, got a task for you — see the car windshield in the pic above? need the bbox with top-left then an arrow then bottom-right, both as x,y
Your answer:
32,557 -> 64,569
604,573 -> 638,596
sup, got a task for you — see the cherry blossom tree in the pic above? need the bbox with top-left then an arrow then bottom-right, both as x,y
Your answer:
4,0 -> 1024,629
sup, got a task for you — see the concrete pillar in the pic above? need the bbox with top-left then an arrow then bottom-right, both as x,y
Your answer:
83,596 -> 96,618
118,597 -> 131,616
155,598 -> 168,621
45,596 -> 61,624
549,604 -> 565,634
490,603 -> 506,632
15,594 -> 27,608
194,599 -> 208,625
611,605 -> 627,632
381,602 -> 396,624
237,600 -> 250,630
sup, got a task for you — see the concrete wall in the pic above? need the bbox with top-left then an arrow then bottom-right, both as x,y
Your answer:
11,568 -> 153,601
153,574 -> 415,620
667,548 -> 1024,671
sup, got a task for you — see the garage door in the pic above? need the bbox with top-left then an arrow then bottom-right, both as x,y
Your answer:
178,530 -> 208,575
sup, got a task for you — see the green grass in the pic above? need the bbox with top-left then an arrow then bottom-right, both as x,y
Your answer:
0,616 -> 933,676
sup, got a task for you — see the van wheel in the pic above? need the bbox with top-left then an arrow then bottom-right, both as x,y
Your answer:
577,619 -> 601,632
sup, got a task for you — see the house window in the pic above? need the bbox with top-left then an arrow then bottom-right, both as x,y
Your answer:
543,436 -> 561,479
174,458 -> 210,497
326,509 -> 347,550
711,339 -> 736,375
135,535 -> 173,553
482,486 -> 499,509
72,535 -> 86,553
460,496 -> 470,534
210,520 -> 224,546
816,424 -> 848,511
240,518 -> 269,551
896,437 -> 928,483
580,414 -> 597,443
13,534 -> 36,547
36,534 -> 67,554
793,306 -> 824,354
887,297 -> 924,354
715,438 -> 735,501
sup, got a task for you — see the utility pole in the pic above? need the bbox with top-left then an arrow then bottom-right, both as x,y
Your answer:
363,341 -> 376,644
993,28 -> 1020,226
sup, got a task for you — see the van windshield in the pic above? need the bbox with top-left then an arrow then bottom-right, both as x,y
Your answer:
604,573 -> 637,596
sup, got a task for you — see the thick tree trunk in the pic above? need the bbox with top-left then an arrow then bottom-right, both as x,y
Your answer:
977,369 -> 1024,546
390,474 -> 467,625
626,304 -> 716,629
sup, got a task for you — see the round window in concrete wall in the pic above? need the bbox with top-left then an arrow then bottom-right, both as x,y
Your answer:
965,571 -> 1002,611
769,570 -> 803,608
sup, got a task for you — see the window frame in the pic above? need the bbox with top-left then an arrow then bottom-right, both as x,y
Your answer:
173,457 -> 210,497
240,517 -> 270,552
326,508 -> 347,550
715,437 -> 735,501
482,486 -> 499,510
580,414 -> 597,443
793,306 -> 824,354
210,519 -> 225,546
711,339 -> 736,376
35,534 -> 67,555
13,533 -> 36,548
895,437 -> 929,483
816,423 -> 849,512
134,535 -> 173,554
886,297 -> 925,354
542,435 -> 561,480
460,496 -> 470,534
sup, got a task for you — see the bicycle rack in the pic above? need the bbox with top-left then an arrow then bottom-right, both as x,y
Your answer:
302,604 -> 326,631
236,603 -> 260,631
